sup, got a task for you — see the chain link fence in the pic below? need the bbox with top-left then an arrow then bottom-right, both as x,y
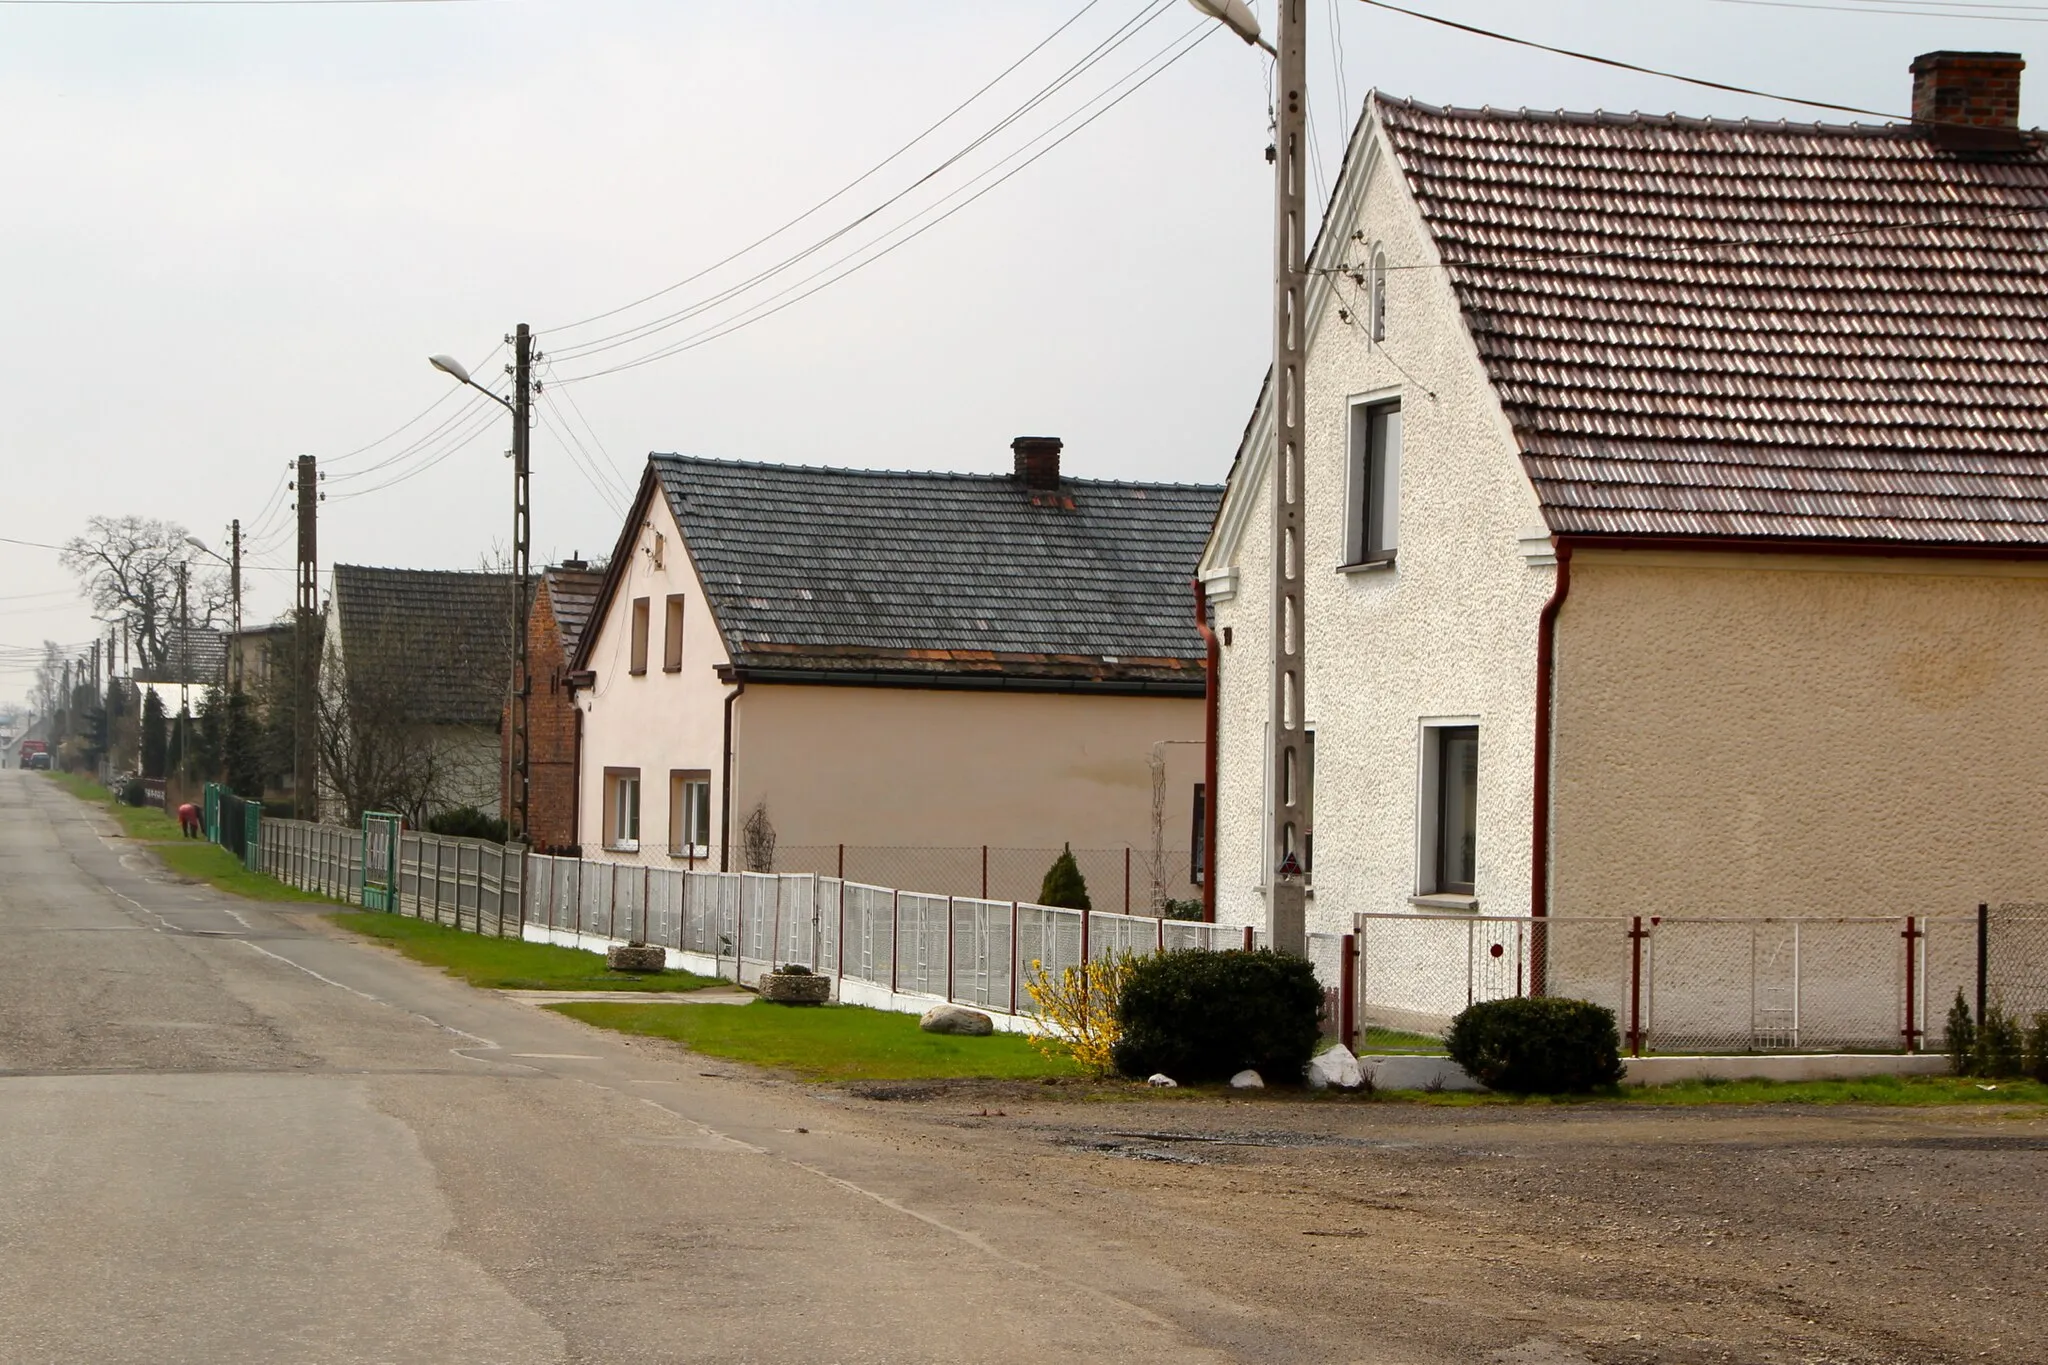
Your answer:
1355,909 -> 2048,1056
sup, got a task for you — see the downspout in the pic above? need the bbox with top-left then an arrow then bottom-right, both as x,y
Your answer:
719,679 -> 744,872
1192,580 -> 1221,923
568,703 -> 584,856
1530,540 -> 1573,994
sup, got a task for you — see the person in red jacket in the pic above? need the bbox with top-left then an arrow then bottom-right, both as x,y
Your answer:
176,802 -> 202,839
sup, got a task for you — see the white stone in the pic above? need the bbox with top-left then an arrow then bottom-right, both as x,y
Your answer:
1228,1069 -> 1264,1089
918,1004 -> 994,1036
1306,1042 -> 1366,1091
1146,1074 -> 1178,1088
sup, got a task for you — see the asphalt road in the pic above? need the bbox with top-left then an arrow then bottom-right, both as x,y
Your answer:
5,770 -> 2043,1365
0,773 -> 1261,1365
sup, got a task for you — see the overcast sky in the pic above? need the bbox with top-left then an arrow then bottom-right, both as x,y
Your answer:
3,0 -> 2039,700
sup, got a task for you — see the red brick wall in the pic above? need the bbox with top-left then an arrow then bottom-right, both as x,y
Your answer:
503,582 -> 582,853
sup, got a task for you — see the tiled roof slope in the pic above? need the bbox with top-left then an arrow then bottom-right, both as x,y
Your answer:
1376,96 -> 2048,544
650,455 -> 1221,685
331,565 -> 524,727
542,566 -> 604,661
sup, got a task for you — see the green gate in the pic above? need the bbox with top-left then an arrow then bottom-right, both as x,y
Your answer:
361,811 -> 402,911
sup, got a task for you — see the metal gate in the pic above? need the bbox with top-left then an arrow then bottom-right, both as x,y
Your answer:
361,811 -> 401,911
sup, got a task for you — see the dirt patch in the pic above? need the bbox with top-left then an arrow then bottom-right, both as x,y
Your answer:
829,1086 -> 2048,1364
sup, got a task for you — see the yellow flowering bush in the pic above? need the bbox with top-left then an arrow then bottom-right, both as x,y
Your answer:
1022,951 -> 1133,1076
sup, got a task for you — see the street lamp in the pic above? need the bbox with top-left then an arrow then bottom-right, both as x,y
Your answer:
185,530 -> 242,694
430,326 -> 534,842
1190,0 -> 1309,954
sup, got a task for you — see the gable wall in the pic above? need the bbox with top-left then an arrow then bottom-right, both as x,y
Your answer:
1208,126 -> 1554,935
575,493 -> 737,865
510,580 -> 580,852
1551,550 -> 2048,920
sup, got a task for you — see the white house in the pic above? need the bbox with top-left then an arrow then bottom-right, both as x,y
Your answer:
1200,55 -> 2048,960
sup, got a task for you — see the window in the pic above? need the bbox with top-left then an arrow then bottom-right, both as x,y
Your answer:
669,770 -> 711,859
1189,783 -> 1207,885
605,768 -> 641,850
663,594 -> 685,672
628,597 -> 649,675
1422,726 -> 1478,897
1346,399 -> 1401,568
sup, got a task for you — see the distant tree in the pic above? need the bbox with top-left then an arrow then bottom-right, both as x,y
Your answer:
30,641 -> 64,718
60,516 -> 227,674
140,690 -> 167,779
742,801 -> 777,872
1038,844 -> 1092,910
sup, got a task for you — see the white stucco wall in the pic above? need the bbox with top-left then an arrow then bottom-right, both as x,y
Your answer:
1203,117 -> 1554,937
575,492 -> 737,867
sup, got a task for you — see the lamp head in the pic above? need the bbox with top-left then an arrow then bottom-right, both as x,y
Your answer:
1188,0 -> 1263,47
428,354 -> 472,386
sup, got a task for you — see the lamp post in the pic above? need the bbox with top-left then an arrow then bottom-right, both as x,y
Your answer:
430,326 -> 534,841
185,526 -> 241,694
1189,0 -> 1308,953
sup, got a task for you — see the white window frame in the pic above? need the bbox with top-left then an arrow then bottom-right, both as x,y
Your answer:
669,771 -> 712,860
1341,389 -> 1402,572
606,768 -> 641,851
1414,717 -> 1479,909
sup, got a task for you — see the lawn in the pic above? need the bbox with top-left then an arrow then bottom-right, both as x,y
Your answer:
329,912 -> 723,992
1359,1026 -> 1447,1055
551,998 -> 1084,1082
44,771 -> 183,842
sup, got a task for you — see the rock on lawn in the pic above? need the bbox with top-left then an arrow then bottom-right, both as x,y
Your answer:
919,1004 -> 994,1036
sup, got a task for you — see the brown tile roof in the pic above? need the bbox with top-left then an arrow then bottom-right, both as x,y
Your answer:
1375,96 -> 2048,545
541,566 -> 603,662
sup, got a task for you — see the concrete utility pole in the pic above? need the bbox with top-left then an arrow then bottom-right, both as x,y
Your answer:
510,323 -> 533,842
229,518 -> 243,694
1266,0 -> 1310,955
294,455 -> 319,822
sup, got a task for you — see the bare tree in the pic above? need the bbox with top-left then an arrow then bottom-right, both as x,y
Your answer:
742,801 -> 777,873
60,516 -> 227,673
30,641 -> 64,718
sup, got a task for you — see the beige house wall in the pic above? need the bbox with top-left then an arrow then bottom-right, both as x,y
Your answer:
733,682 -> 1204,899
1550,549 -> 2048,920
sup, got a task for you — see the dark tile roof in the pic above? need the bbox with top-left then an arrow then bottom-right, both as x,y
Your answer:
541,566 -> 604,662
138,626 -> 227,685
1376,96 -> 2048,544
330,565 -> 524,727
647,455 -> 1221,685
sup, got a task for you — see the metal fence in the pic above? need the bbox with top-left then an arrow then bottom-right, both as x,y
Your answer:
756,846 -> 1201,916
258,818 -> 527,934
524,853 -> 1248,1020
1354,908 -> 2048,1056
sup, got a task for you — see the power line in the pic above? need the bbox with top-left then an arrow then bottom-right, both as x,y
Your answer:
558,20 -> 1220,384
1707,0 -> 2048,18
1352,0 -> 1907,120
547,1 -> 1180,366
323,341 -> 504,468
541,364 -> 633,491
543,0 -> 1118,338
327,400 -> 505,501
325,389 -> 495,484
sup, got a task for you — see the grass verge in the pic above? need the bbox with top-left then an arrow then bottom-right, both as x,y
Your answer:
1380,1073 -> 2048,1107
329,912 -> 723,992
550,998 -> 1084,1082
44,771 -> 183,841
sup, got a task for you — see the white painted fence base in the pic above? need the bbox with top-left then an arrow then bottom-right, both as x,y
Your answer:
520,922 -> 1044,1033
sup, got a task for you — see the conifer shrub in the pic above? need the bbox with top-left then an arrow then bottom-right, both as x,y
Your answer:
1944,990 -> 1976,1076
1444,996 -> 1623,1094
2025,1013 -> 2048,1085
1038,844 -> 1092,910
1111,948 -> 1323,1083
1974,1003 -> 2026,1078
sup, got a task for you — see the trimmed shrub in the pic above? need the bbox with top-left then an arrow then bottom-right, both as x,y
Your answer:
425,806 -> 511,844
1444,997 -> 1623,1094
1974,1003 -> 2026,1079
1111,949 -> 1323,1084
2026,1013 -> 2048,1085
1162,897 -> 1204,922
1945,990 -> 1976,1076
119,775 -> 147,807
1038,844 -> 1092,911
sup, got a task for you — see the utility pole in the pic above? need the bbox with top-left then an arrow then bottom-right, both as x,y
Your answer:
509,323 -> 533,842
294,455 -> 319,822
228,518 -> 243,694
1265,0 -> 1309,955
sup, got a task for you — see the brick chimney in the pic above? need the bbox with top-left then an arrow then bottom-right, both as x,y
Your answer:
1912,51 -> 2026,152
1012,436 -> 1063,491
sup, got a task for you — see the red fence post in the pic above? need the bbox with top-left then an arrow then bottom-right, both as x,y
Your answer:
1243,924 -> 1254,952
889,889 -> 901,995
642,866 -> 651,944
1902,915 -> 1921,1053
1080,904 -> 1092,966
837,842 -> 845,880
772,876 -> 784,970
945,895 -> 957,1004
981,845 -> 988,900
1341,932 -> 1358,1050
1123,848 -> 1131,914
1628,915 -> 1646,1057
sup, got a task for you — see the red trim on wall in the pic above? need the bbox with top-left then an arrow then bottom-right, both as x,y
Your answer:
1192,579 -> 1221,923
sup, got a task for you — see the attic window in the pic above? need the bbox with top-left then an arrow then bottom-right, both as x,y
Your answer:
1370,245 -> 1388,342
629,598 -> 650,675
